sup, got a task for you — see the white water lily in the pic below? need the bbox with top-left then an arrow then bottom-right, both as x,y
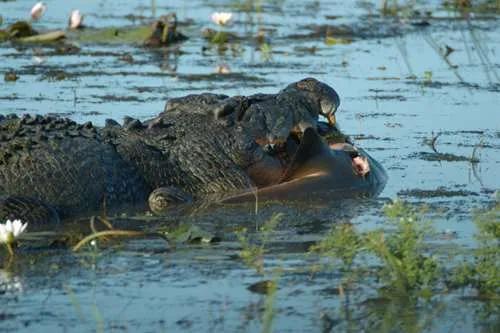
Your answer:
0,219 -> 28,244
30,2 -> 47,20
68,10 -> 84,29
215,64 -> 231,74
211,12 -> 233,26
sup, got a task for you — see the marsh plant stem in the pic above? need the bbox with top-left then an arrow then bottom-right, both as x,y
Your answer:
5,242 -> 14,256
72,230 -> 166,251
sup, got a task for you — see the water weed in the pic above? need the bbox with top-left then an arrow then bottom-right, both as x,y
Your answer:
311,200 -> 440,299
236,212 -> 283,274
452,201 -> 499,298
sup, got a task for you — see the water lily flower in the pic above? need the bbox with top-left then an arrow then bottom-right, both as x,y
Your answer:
33,56 -> 46,64
0,219 -> 28,244
211,12 -> 232,26
215,64 -> 231,74
68,10 -> 84,29
30,2 -> 47,21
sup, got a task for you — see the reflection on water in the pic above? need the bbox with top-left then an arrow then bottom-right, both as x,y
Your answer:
0,269 -> 23,294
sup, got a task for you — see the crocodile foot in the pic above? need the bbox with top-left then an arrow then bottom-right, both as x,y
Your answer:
148,187 -> 193,215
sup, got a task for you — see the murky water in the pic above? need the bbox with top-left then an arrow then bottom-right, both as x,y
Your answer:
1,0 -> 499,332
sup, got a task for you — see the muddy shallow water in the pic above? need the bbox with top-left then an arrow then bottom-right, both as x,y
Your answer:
1,0 -> 499,332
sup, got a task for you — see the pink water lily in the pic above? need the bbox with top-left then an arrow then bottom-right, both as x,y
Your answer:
0,219 -> 28,244
69,10 -> 84,29
30,2 -> 47,20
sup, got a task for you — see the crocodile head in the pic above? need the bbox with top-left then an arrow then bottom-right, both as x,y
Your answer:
282,77 -> 340,127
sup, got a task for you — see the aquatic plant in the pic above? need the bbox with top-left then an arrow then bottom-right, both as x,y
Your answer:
451,201 -> 499,298
381,0 -> 417,17
236,213 -> 283,332
442,0 -> 500,13
310,223 -> 362,271
236,213 -> 283,274
311,200 -> 440,299
369,200 -> 439,297
68,10 -> 84,30
209,12 -> 233,45
259,42 -> 272,62
261,272 -> 280,333
30,2 -> 47,21
211,12 -> 233,26
0,219 -> 28,256
423,70 -> 433,85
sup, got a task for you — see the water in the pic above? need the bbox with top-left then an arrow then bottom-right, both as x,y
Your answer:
1,0 -> 499,332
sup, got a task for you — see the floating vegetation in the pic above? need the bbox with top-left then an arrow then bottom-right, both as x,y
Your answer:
3,70 -> 18,82
451,202 -> 500,298
74,26 -> 153,44
324,36 -> 352,45
398,187 -> 479,198
412,151 -> 480,163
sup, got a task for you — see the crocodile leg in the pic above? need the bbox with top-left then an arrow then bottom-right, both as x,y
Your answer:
148,187 -> 193,215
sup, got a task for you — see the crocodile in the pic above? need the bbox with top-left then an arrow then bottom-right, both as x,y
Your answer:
0,78 -> 386,226
0,112 -> 262,226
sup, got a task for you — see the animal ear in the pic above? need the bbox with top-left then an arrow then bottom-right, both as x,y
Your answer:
280,127 -> 327,182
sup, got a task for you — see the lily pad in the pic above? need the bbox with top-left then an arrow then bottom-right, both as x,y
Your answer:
73,26 -> 153,44
18,31 -> 66,44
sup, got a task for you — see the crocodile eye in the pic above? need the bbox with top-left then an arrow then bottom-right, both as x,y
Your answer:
263,143 -> 277,155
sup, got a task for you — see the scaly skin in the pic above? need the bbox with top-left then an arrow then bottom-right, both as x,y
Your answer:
0,112 -> 272,225
0,114 -> 149,225
0,78 -> 365,225
163,77 -> 340,145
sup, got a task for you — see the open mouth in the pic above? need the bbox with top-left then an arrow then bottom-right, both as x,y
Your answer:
257,121 -> 369,178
